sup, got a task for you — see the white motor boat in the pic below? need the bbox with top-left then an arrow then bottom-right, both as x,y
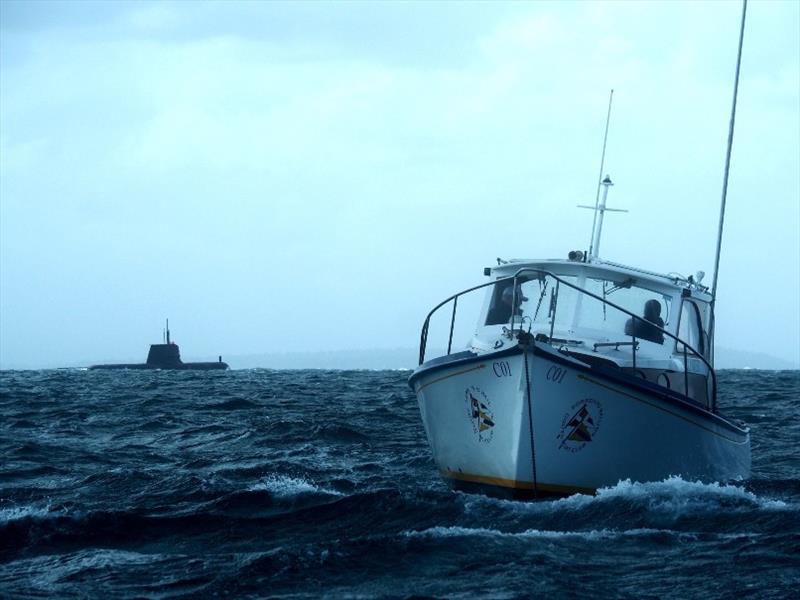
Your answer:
409,230 -> 750,498
410,3 -> 752,499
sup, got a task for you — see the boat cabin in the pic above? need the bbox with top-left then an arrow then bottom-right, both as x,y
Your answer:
470,256 -> 715,407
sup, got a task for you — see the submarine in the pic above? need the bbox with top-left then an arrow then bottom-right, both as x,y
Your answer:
89,320 -> 229,370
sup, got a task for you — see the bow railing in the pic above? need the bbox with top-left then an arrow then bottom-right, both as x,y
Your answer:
418,268 -> 717,412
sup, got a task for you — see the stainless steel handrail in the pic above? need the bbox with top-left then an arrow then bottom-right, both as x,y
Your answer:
418,268 -> 717,411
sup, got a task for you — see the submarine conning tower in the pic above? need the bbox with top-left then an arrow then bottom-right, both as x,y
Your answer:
145,320 -> 183,367
146,343 -> 182,368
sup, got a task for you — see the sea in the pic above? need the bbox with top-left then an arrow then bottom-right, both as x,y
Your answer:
0,369 -> 798,599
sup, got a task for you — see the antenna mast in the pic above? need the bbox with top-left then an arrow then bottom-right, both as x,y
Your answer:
579,91 -> 626,262
588,89 -> 614,258
711,0 -> 747,306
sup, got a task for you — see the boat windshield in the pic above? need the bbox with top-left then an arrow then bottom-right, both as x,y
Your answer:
487,274 -> 674,345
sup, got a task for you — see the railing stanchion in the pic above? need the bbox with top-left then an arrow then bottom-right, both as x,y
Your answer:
447,297 -> 458,355
510,276 -> 518,332
548,279 -> 559,341
632,335 -> 637,370
419,320 -> 429,365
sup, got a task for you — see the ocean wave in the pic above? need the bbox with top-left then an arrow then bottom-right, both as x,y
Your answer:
555,476 -> 790,512
463,476 -> 791,518
1,508 -> 255,558
1,369 -> 797,597
310,424 -> 371,444
401,525 -> 715,542
401,525 -> 768,544
0,504 -> 53,524
0,548 -> 210,597
205,398 -> 260,410
247,475 -> 343,498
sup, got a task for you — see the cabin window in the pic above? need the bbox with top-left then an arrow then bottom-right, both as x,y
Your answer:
515,275 -> 672,344
485,280 -> 524,325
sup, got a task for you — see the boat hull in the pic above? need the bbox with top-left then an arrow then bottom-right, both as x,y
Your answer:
410,344 -> 750,498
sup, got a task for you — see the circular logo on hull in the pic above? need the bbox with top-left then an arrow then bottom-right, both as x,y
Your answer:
556,399 -> 603,453
465,386 -> 494,443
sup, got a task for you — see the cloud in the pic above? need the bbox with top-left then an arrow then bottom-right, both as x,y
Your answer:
1,1 -> 798,367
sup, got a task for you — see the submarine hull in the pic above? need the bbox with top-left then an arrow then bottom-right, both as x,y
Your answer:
89,342 -> 228,370
88,362 -> 229,370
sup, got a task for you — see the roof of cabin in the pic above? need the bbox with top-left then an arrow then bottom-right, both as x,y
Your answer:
488,257 -> 713,302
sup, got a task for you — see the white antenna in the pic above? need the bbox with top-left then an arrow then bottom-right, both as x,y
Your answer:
578,90 -> 627,261
589,90 -> 614,256
711,0 -> 747,306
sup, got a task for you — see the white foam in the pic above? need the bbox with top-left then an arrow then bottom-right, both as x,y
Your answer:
248,474 -> 343,497
460,476 -> 791,519
402,525 -> 700,541
0,504 -> 52,523
554,476 -> 789,512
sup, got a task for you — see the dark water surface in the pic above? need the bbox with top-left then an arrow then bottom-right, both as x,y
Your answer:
1,369 -> 798,598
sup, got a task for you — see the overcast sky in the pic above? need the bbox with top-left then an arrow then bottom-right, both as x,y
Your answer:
1,0 -> 798,369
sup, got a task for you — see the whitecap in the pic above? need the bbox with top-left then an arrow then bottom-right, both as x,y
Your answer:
247,474 -> 343,498
0,504 -> 52,523
402,525 -> 704,541
554,476 -> 790,512
460,476 -> 790,519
